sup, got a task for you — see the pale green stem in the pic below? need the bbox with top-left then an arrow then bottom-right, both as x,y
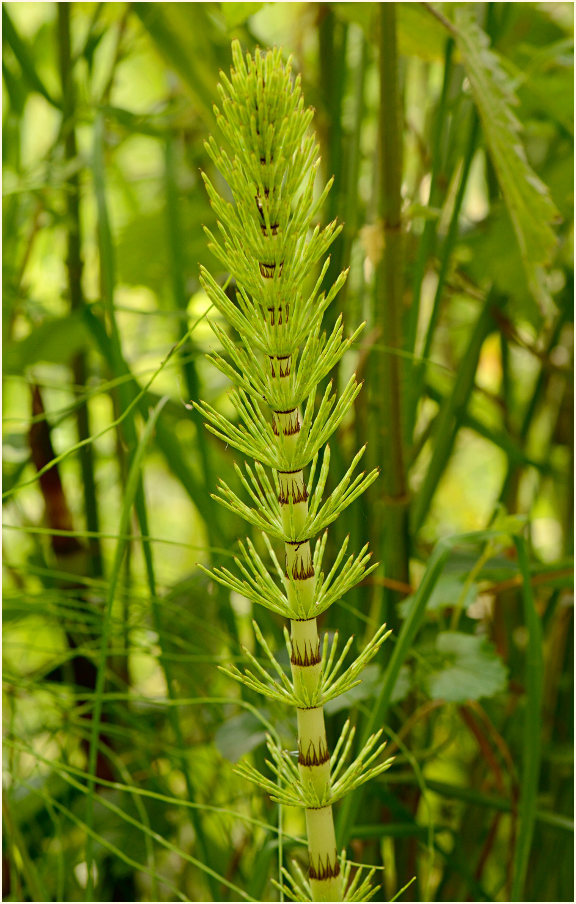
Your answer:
271,358 -> 343,902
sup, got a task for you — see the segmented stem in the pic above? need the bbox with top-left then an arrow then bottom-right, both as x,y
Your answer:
273,366 -> 343,900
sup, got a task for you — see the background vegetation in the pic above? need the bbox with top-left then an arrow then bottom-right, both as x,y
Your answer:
2,3 -> 573,902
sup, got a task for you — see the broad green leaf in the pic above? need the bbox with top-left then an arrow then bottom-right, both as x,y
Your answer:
453,8 -> 560,314
426,631 -> 508,703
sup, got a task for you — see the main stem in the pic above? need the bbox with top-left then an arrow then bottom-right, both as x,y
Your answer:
268,348 -> 342,902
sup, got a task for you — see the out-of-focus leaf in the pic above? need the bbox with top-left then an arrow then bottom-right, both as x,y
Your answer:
3,433 -> 30,464
220,3 -> 264,28
389,665 -> 412,704
100,105 -> 169,138
453,8 -> 561,314
132,3 -> 221,125
215,712 -> 266,762
489,505 -> 528,546
3,312 -> 91,373
463,205 -> 539,325
425,631 -> 508,703
116,205 -> 212,296
325,664 -> 412,713
331,4 -> 374,36
2,56 -> 28,115
398,574 -> 478,620
325,664 -> 380,714
515,39 -> 574,134
2,6 -> 59,108
334,3 -> 446,59
397,4 -> 448,60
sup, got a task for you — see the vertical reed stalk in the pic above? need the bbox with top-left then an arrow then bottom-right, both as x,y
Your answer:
371,3 -> 409,622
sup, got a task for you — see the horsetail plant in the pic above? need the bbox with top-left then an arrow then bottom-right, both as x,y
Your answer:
196,42 -> 394,902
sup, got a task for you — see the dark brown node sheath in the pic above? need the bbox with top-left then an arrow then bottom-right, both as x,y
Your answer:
267,304 -> 289,326
309,855 -> 341,881
260,222 -> 279,236
290,641 -> 321,666
268,354 -> 291,377
272,408 -> 300,436
299,737 -> 330,766
278,478 -> 308,504
287,559 -> 315,581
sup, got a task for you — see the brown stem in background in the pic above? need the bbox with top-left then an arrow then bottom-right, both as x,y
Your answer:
28,385 -> 115,782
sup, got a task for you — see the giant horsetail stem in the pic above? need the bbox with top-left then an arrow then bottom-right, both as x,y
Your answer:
196,41 -> 394,902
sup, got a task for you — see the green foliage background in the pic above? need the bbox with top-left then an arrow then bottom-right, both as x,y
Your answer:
2,3 -> 573,902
